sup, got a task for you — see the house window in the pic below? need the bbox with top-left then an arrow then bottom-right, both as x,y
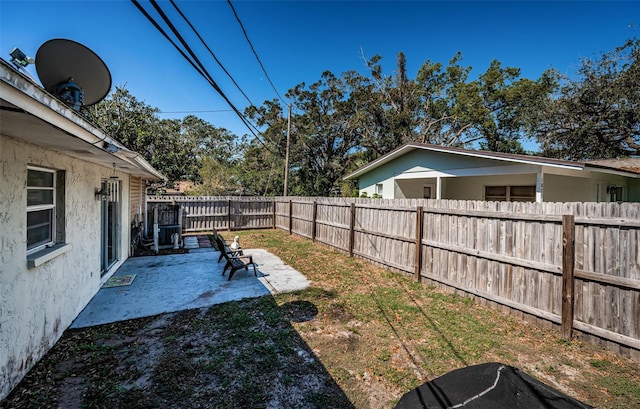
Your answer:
608,185 -> 623,202
27,167 -> 56,253
423,185 -> 433,199
27,167 -> 66,256
485,186 -> 507,201
485,185 -> 535,202
375,184 -> 383,197
510,186 -> 536,202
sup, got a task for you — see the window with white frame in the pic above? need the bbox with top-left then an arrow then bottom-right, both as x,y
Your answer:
485,185 -> 535,202
27,167 -> 56,253
375,183 -> 383,197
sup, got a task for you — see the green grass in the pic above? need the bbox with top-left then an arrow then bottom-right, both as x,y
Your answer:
598,377 -> 640,399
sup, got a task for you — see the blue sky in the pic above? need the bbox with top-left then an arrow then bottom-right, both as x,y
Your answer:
1,1 -> 638,142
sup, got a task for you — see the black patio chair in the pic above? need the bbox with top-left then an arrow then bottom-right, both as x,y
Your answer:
214,235 -> 256,280
215,233 -> 242,262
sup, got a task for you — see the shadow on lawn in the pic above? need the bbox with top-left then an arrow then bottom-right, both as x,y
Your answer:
2,296 -> 355,409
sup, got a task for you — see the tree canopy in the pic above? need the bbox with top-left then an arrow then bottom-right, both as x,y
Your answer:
87,87 -> 238,188
87,38 -> 638,196
529,38 -> 639,160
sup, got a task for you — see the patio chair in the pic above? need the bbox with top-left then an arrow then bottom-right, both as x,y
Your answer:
215,233 -> 243,262
215,235 -> 257,280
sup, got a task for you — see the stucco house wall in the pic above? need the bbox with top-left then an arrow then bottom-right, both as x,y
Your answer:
0,57 -> 164,400
0,134 -> 131,398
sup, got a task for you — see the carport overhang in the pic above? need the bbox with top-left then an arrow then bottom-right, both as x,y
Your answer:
0,59 -> 164,181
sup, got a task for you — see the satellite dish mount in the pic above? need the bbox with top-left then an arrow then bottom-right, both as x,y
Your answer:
35,39 -> 111,112
54,77 -> 84,111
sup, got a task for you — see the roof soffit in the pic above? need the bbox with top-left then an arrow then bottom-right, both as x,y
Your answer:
1,60 -> 164,180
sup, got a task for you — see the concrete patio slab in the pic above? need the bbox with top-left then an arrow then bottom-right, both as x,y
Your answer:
70,247 -> 310,328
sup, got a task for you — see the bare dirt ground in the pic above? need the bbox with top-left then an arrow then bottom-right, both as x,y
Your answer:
2,230 -> 639,408
3,297 -> 352,409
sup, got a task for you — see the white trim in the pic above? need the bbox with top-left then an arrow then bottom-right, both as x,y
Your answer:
585,166 -> 640,178
1,61 -> 165,181
394,164 -> 540,179
535,171 -> 544,203
26,166 -> 56,254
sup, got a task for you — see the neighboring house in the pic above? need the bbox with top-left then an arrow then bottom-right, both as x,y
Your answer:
345,142 -> 640,202
0,59 -> 164,399
162,180 -> 196,196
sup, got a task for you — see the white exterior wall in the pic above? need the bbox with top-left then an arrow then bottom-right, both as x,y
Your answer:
359,150 -> 519,199
357,149 -> 638,202
0,134 -> 131,398
394,178 -> 443,199
445,174 -> 538,200
543,174 -> 595,202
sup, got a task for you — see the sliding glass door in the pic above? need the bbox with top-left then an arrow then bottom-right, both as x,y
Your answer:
100,179 -> 121,275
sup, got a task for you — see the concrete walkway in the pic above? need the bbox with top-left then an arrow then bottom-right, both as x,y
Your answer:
71,238 -> 310,328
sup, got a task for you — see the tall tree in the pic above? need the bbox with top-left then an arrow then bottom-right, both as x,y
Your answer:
289,71 -> 361,196
473,60 -> 557,153
87,86 -> 239,184
348,52 -> 417,161
413,52 -> 477,146
532,38 -> 640,160
241,100 -> 288,195
87,86 -> 161,155
180,115 -> 239,186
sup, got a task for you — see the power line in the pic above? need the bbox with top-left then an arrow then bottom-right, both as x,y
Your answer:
227,0 -> 287,104
226,0 -> 293,194
159,109 -> 233,113
169,0 -> 257,107
131,0 -> 208,81
133,0 -> 289,194
132,0 -> 271,151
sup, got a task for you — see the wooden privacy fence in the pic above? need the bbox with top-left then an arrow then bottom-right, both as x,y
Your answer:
148,196 -> 640,360
147,196 -> 274,232
276,198 -> 640,361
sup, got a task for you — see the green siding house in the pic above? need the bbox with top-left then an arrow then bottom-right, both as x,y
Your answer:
344,143 -> 640,203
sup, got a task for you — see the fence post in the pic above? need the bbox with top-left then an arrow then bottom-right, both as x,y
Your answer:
349,203 -> 355,257
312,201 -> 318,242
227,199 -> 232,231
561,214 -> 575,339
289,200 -> 293,235
272,199 -> 276,229
414,206 -> 423,281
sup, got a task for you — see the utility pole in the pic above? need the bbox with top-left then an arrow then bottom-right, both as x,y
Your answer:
284,104 -> 291,196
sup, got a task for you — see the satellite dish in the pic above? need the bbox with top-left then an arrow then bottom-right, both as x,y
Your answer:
35,39 -> 111,111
